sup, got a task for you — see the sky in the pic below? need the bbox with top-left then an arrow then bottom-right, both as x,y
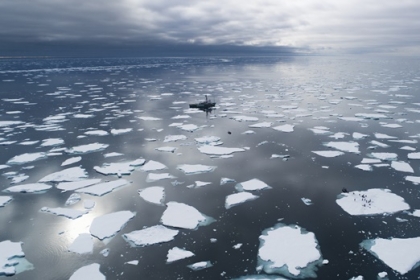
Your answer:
0,0 -> 419,57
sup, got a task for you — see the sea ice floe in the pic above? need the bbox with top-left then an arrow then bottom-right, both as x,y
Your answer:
69,263 -> 105,280
68,233 -> 94,254
140,160 -> 167,172
197,145 -> 245,155
225,192 -> 259,209
164,135 -> 187,142
138,116 -> 162,121
90,211 -> 135,240
242,130 -> 256,134
0,196 -> 12,207
405,176 -> 420,184
7,152 -> 47,165
104,152 -> 124,158
235,179 -> 271,191
257,223 -> 323,278
355,113 -> 389,119
374,133 -> 397,139
177,164 -> 216,175
73,114 -> 95,119
94,159 -> 145,176
77,179 -> 130,196
187,261 -> 213,271
123,225 -> 179,247
370,140 -> 390,148
370,152 -> 398,161
195,136 -> 222,146
336,189 -> 410,215
155,146 -> 177,153
166,247 -> 195,263
40,138 -> 64,147
4,183 -> 52,193
40,207 -> 88,219
390,161 -> 414,173
138,187 -> 165,205
231,115 -> 259,122
56,179 -> 102,192
66,143 -> 109,154
38,167 -> 88,182
220,178 -> 236,185
354,164 -> 373,171
84,199 -> 95,209
160,202 -> 214,230
352,132 -> 369,140
301,198 -> 313,205
178,124 -> 199,132
110,128 -> 132,135
360,237 -> 420,275
0,240 -> 25,276
125,260 -> 139,265
65,193 -> 81,206
312,151 -> 344,158
323,141 -> 360,154
249,122 -> 273,128
61,156 -> 82,166
84,130 -> 109,136
407,152 -> 420,159
146,173 -> 176,182
272,124 -> 294,133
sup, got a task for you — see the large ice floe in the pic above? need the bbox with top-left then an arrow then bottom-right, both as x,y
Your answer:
76,179 -> 130,196
0,240 -> 25,276
257,223 -> 323,278
38,166 -> 88,182
123,225 -> 179,247
7,152 -> 47,165
197,145 -> 245,155
177,164 -> 216,175
235,179 -> 271,192
336,189 -> 410,215
160,202 -> 214,230
166,247 -> 195,263
69,263 -> 105,280
225,192 -> 259,209
138,186 -> 165,205
90,211 -> 135,240
4,183 -> 52,193
66,143 -> 109,154
360,237 -> 420,275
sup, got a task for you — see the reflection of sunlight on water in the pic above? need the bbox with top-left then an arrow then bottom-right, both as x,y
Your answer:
60,213 -> 95,242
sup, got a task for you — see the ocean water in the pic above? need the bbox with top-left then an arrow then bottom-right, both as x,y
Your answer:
0,56 -> 420,279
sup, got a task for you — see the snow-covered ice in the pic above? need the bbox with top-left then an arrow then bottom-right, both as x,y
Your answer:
4,183 -> 52,193
195,136 -> 222,145
77,179 -> 130,196
7,152 -> 47,165
235,179 -> 271,191
0,240 -> 25,276
139,187 -> 165,205
110,128 -> 132,135
336,189 -> 410,215
146,173 -> 176,182
272,124 -> 295,132
198,145 -> 245,155
166,247 -> 195,263
40,138 -> 64,147
0,196 -> 12,207
177,164 -> 216,175
68,233 -> 94,254
312,151 -> 344,158
323,141 -> 360,154
140,160 -> 167,172
405,176 -> 420,184
160,202 -> 214,230
370,152 -> 398,161
225,192 -> 259,209
90,211 -> 135,240
249,122 -> 273,128
155,146 -> 177,153
258,223 -> 323,278
123,225 -> 179,247
94,159 -> 145,176
61,156 -> 82,166
69,263 -> 105,280
360,237 -> 420,275
390,161 -> 414,173
66,143 -> 109,154
407,152 -> 420,159
164,135 -> 187,142
56,179 -> 102,192
38,167 -> 88,182
40,207 -> 88,219
187,261 -> 213,271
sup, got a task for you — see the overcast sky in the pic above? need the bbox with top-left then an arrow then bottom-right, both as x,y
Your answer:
1,0 -> 419,56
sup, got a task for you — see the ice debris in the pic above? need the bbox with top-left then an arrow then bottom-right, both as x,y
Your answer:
56,179 -> 102,192
7,152 -> 47,165
272,124 -> 294,132
312,151 -> 344,158
61,156 -> 82,167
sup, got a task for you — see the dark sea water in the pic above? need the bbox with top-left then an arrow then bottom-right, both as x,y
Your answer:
1,56 -> 420,280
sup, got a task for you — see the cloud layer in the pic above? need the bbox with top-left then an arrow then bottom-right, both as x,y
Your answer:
1,0 -> 419,56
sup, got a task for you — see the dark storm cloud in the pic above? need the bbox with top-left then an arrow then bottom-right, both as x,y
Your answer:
0,0 -> 419,56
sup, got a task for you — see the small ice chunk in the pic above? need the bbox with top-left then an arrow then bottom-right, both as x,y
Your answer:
0,196 -> 13,207
220,178 -> 236,185
361,158 -> 381,164
56,179 -> 102,191
187,261 -> 213,271
139,187 -> 165,205
161,202 -> 214,230
164,135 -> 187,142
273,124 -> 294,132
195,136 -> 221,145
61,156 -> 82,167
355,164 -> 373,171
40,138 -> 64,147
177,164 -> 216,175
100,248 -> 109,257
258,223 -> 323,278
378,271 -> 388,278
405,176 -> 420,184
140,160 -> 167,172
155,146 -> 177,153
0,240 -> 25,276
110,128 -> 132,135
94,159 -> 145,176
69,263 -> 105,280
374,133 -> 397,139
370,140 -> 390,148
353,132 -> 369,139
323,141 -> 360,154
68,233 -> 94,254
231,115 -> 259,122
40,207 -> 88,219
4,183 -> 52,193
7,152 -> 47,165
123,225 -> 179,247
400,146 -> 416,151
138,116 -> 161,121
146,173 -> 176,182
90,211 -> 135,240
198,145 -> 245,155
360,237 -> 420,275
104,152 -> 123,158
370,152 -> 398,161
225,192 -> 259,209
166,247 -> 195,263
66,143 -> 109,154
233,243 -> 243,249
85,130 -> 108,136
407,152 -> 420,159
242,130 -> 256,134
38,167 -> 88,182
301,198 -> 313,205
312,151 -> 344,158
336,188 -> 410,215
77,179 -> 129,196
125,260 -> 139,265
391,161 -> 414,173
178,124 -> 199,132
249,122 -> 272,128
235,179 -> 271,191
65,193 -> 81,206
355,113 -> 389,119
